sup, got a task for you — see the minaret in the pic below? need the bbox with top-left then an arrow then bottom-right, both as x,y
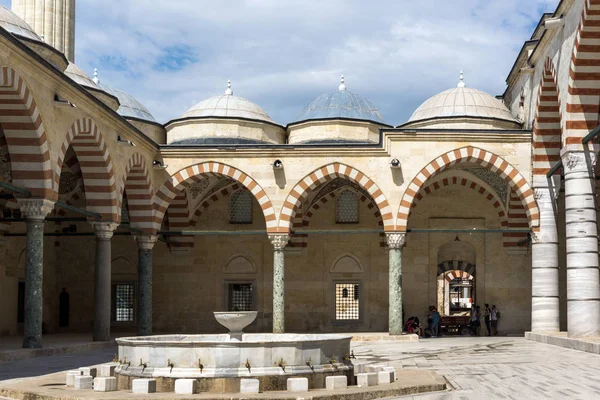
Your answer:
12,0 -> 76,62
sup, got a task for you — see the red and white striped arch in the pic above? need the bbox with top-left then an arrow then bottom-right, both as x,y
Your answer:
533,58 -> 562,175
0,67 -> 53,198
278,163 -> 394,233
119,153 -> 153,232
397,146 -> 539,231
189,182 -> 242,226
166,190 -> 194,251
441,269 -> 474,283
56,118 -> 118,221
564,0 -> 600,150
152,162 -> 276,234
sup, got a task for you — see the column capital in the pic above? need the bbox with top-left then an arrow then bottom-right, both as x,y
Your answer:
16,198 -> 54,220
134,235 -> 158,250
386,232 -> 406,249
268,234 -> 289,251
560,149 -> 596,174
90,222 -> 119,240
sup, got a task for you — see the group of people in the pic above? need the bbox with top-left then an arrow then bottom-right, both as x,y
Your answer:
403,303 -> 501,338
469,303 -> 500,336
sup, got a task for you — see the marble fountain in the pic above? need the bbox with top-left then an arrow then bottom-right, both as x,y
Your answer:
114,312 -> 354,392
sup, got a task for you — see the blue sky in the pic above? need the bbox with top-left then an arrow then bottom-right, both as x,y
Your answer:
2,0 -> 560,125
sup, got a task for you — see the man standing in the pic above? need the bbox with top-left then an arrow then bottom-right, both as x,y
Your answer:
491,305 -> 500,335
484,304 -> 492,336
430,306 -> 441,338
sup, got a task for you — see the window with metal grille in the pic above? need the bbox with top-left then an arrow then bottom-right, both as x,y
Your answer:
228,283 -> 253,311
112,284 -> 135,322
229,190 -> 253,224
335,283 -> 360,320
336,190 -> 359,223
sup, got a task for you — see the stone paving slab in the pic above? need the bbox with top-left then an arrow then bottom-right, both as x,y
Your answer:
525,331 -> 600,354
0,369 -> 445,400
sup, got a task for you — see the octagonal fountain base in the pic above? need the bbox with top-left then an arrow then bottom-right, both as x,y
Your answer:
115,334 -> 353,393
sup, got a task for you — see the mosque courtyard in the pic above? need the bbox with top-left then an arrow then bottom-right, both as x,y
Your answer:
0,336 -> 599,400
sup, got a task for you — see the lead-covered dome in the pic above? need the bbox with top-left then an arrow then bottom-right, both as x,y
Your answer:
293,76 -> 386,125
406,72 -> 519,128
182,81 -> 275,124
0,5 -> 41,42
97,82 -> 156,122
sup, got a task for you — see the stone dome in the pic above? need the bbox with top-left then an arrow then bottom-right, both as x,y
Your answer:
293,76 -> 387,125
97,81 -> 156,122
65,63 -> 98,89
0,5 -> 42,42
408,72 -> 518,125
182,80 -> 275,124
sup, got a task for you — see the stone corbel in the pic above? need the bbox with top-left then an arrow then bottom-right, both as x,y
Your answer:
134,235 -> 158,250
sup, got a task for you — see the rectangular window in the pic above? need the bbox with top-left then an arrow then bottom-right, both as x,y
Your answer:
335,283 -> 360,320
227,283 -> 253,311
111,283 -> 135,322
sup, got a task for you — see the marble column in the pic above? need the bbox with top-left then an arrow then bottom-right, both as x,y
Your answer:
387,233 -> 406,335
91,222 -> 118,342
531,177 -> 561,332
17,199 -> 54,348
269,234 -> 289,334
561,150 -> 600,337
134,235 -> 157,336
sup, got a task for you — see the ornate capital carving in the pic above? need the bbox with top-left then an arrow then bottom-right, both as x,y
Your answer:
16,198 -> 55,220
386,232 -> 406,249
268,234 -> 289,251
561,151 -> 596,174
90,222 -> 119,240
134,235 -> 158,250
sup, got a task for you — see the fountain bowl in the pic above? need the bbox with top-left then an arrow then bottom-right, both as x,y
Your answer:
213,311 -> 257,335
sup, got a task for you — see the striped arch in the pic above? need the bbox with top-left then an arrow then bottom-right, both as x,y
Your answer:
289,186 -> 386,248
397,146 -> 539,231
504,190 -> 529,251
564,0 -> 600,148
119,153 -> 153,232
278,163 -> 394,233
533,58 -> 562,174
56,118 -> 118,221
0,67 -> 53,198
437,260 -> 476,278
411,176 -> 507,225
152,162 -> 276,233
166,190 -> 194,251
441,269 -> 474,283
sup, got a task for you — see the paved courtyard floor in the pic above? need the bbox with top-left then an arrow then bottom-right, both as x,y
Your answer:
0,336 -> 598,399
353,336 -> 600,400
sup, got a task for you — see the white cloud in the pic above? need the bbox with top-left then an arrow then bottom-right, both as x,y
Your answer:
1,0 -> 560,125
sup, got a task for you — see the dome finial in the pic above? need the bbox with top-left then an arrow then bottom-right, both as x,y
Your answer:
92,68 -> 99,84
457,70 -> 465,88
225,79 -> 233,95
339,75 -> 346,91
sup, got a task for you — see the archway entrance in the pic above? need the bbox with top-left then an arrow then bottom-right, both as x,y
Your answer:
437,269 -> 475,316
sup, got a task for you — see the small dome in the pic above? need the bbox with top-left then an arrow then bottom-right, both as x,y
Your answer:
182,80 -> 275,124
0,6 -> 42,42
408,72 -> 518,124
293,76 -> 386,125
65,63 -> 98,89
97,82 -> 156,122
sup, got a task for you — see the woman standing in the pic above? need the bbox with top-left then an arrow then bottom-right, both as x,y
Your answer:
484,304 -> 492,336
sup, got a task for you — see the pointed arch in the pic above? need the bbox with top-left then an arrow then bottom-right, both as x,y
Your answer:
0,67 -> 53,198
55,118 -> 118,221
533,57 -> 562,174
190,182 -> 242,226
119,153 -> 153,232
166,189 -> 194,251
278,163 -> 393,233
152,162 -> 276,233
397,146 -> 539,231
564,0 -> 600,148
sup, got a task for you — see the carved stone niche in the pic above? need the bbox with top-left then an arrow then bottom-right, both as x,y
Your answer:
223,255 -> 256,274
330,253 -> 364,274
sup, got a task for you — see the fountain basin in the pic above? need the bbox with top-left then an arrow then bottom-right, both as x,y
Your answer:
115,334 -> 353,392
214,311 -> 257,335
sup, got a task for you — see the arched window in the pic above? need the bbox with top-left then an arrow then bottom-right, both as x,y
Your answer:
336,190 -> 359,224
229,190 -> 253,224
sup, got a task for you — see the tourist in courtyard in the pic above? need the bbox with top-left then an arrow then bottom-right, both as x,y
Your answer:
484,303 -> 492,336
429,306 -> 441,338
491,305 -> 500,335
